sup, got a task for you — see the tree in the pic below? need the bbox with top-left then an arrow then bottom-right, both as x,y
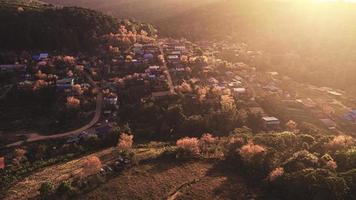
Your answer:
176,137 -> 200,157
82,156 -> 102,176
199,133 -> 217,155
56,181 -> 75,197
267,167 -> 284,182
239,140 -> 266,162
12,148 -> 27,166
286,120 -> 298,132
117,133 -> 134,150
66,96 -> 80,108
39,181 -> 54,199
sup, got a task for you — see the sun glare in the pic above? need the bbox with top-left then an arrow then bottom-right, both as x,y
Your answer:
314,0 -> 356,2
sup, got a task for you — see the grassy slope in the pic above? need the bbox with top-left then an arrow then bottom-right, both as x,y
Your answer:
6,144 -> 263,200
79,159 -> 263,200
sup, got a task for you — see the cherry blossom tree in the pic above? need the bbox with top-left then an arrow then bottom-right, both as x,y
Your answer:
118,133 -> 134,150
82,156 -> 102,176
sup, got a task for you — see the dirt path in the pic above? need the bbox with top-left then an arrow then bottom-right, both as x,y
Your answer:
166,178 -> 203,200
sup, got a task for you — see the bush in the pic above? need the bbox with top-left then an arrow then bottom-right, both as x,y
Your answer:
334,148 -> 356,171
283,150 -> 319,172
56,180 -> 75,197
176,137 -> 200,158
326,135 -> 354,152
277,168 -> 349,200
39,181 -> 54,198
239,141 -> 266,162
267,167 -> 285,182
82,156 -> 102,177
117,133 -> 134,150
199,133 -> 218,155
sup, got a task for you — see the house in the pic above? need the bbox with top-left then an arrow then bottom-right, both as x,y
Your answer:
232,88 -> 246,97
320,118 -> 337,130
56,78 -> 74,90
174,45 -> 186,51
0,157 -> 5,170
249,106 -> 265,115
343,110 -> 356,123
148,65 -> 160,71
151,90 -> 173,100
143,53 -> 154,61
167,55 -> 179,61
32,53 -> 49,61
0,64 -> 27,73
170,51 -> 181,55
262,117 -> 280,130
104,93 -> 118,105
39,53 -> 49,60
327,90 -> 343,97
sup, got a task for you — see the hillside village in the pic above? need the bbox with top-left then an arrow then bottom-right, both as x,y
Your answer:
1,1 -> 356,200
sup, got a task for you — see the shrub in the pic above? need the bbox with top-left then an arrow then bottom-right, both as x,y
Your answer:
298,134 -> 315,145
267,167 -> 285,182
334,148 -> 356,171
176,137 -> 200,158
199,133 -> 217,155
82,156 -> 102,176
326,135 -> 354,152
286,120 -> 298,132
12,148 -> 27,166
39,181 -> 54,198
239,140 -> 266,162
56,180 -> 75,197
278,168 -> 349,200
117,133 -> 134,150
283,150 -> 319,172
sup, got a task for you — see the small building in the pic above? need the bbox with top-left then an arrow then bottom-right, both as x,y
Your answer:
32,53 -> 49,61
104,93 -> 118,105
56,78 -> 74,90
148,65 -> 160,71
232,88 -> 246,97
151,90 -> 173,100
174,46 -> 186,51
167,55 -> 179,61
320,118 -> 337,130
343,110 -> 356,123
262,117 -> 280,130
0,64 -> 27,73
143,53 -> 154,61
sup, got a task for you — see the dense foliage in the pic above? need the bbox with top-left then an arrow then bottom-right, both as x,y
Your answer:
0,0 -> 155,52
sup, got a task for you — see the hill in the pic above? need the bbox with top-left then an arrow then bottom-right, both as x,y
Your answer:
0,0 -> 118,51
41,0 -> 221,22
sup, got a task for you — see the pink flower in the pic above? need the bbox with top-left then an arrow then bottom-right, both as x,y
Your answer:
268,167 -> 284,182
118,133 -> 134,150
177,137 -> 200,155
239,140 -> 266,161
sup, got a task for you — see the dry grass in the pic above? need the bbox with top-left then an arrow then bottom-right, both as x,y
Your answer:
4,148 -> 116,200
79,159 -> 261,200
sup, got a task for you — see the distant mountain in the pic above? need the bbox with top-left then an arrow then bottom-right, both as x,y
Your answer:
41,0 -> 221,22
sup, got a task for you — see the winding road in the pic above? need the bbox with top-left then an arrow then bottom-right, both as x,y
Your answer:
5,72 -> 103,148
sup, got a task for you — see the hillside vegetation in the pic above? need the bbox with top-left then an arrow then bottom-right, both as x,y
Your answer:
0,0 -> 155,52
42,0 -> 220,22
